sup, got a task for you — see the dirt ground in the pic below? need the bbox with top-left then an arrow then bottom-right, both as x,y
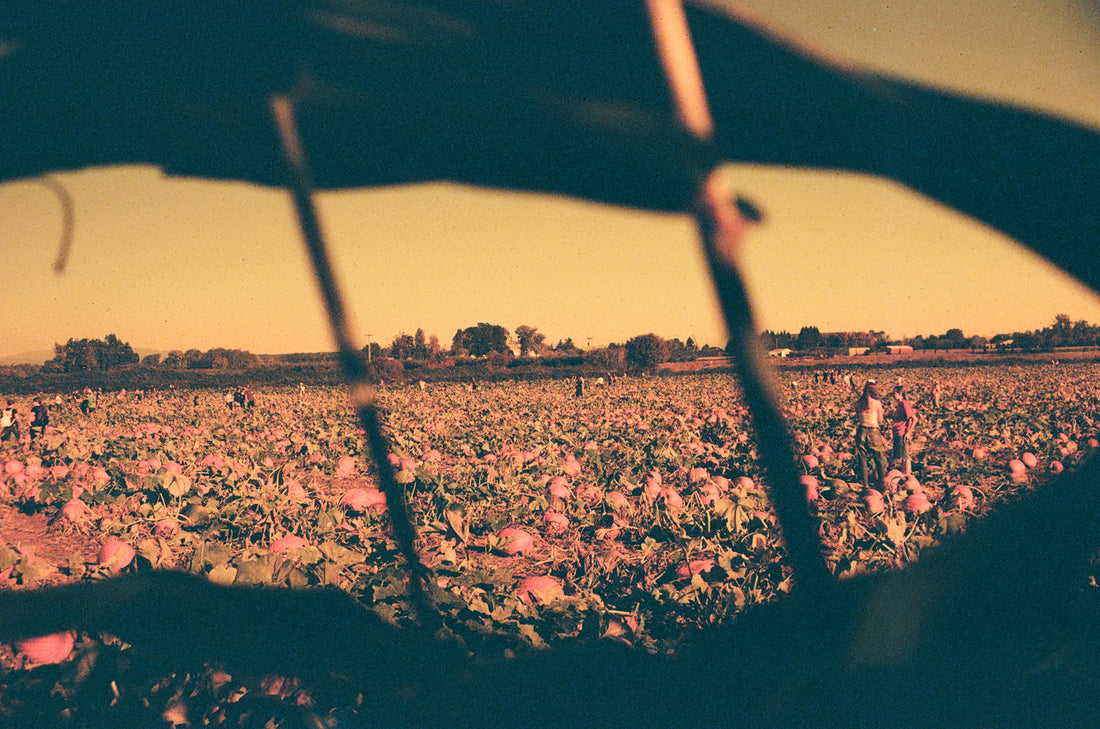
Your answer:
0,504 -> 99,584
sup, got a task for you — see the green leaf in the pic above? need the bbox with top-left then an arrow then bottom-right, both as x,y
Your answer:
517,623 -> 545,647
233,557 -> 274,586
444,505 -> 469,543
884,515 -> 908,547
468,593 -> 492,615
137,538 -> 171,569
286,567 -> 310,589
19,559 -> 56,585
165,474 -> 192,498
207,564 -> 238,586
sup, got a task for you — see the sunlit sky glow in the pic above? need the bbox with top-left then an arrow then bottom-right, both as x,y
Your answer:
3,0 -> 1099,362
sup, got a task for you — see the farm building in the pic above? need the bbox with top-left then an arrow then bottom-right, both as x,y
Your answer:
887,345 -> 914,354
768,348 -> 792,358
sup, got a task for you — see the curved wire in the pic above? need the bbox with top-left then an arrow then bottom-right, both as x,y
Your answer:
28,175 -> 76,274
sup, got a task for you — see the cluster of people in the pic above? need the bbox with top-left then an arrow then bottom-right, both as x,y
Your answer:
811,370 -> 843,385
852,379 -> 919,490
573,374 -> 617,397
1,397 -> 53,442
224,387 -> 257,409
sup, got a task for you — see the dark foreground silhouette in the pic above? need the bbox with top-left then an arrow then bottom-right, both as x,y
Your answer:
2,2 -> 1099,726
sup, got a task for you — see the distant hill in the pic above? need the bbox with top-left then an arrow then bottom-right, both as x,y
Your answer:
0,350 -> 53,366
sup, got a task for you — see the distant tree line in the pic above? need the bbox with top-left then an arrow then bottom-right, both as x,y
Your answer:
761,315 -> 1100,354
990,314 -> 1100,352
385,325 -> 726,375
33,316 -> 1096,382
760,328 -> 885,352
43,336 -> 260,373
34,325 -> 731,379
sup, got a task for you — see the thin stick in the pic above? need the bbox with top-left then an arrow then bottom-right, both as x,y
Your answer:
270,95 -> 438,630
645,0 -> 830,592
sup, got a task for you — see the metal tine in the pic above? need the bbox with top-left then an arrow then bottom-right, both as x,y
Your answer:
646,0 -> 831,593
270,94 -> 439,632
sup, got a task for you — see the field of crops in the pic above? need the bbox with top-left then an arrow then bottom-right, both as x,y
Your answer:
1,363 -> 1098,725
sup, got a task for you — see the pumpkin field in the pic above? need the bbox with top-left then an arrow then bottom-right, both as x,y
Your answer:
0,363 -> 1098,726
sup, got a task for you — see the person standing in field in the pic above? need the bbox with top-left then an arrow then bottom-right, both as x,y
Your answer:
853,381 -> 888,490
891,385 -> 918,475
29,397 -> 49,440
1,400 -> 18,442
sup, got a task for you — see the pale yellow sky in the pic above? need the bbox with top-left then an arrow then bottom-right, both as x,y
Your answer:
2,0 -> 1099,361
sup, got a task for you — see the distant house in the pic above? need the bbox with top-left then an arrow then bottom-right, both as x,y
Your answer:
768,348 -> 792,358
887,345 -> 914,355
847,347 -> 869,356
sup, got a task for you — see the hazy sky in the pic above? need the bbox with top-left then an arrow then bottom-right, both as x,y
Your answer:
3,0 -> 1099,361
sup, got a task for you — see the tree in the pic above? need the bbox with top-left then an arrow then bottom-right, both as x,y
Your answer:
796,326 -> 822,350
413,329 -> 428,359
194,348 -> 258,369
942,329 -> 964,347
101,334 -> 138,369
453,323 -> 510,357
850,331 -> 879,348
514,325 -> 546,357
426,334 -> 443,359
390,333 -> 415,360
48,334 -> 139,372
554,338 -> 581,353
624,333 -> 669,373
758,330 -> 796,351
698,343 -> 725,357
368,357 -> 405,384
666,338 -> 687,362
1072,319 -> 1098,347
586,346 -> 625,371
451,329 -> 469,357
